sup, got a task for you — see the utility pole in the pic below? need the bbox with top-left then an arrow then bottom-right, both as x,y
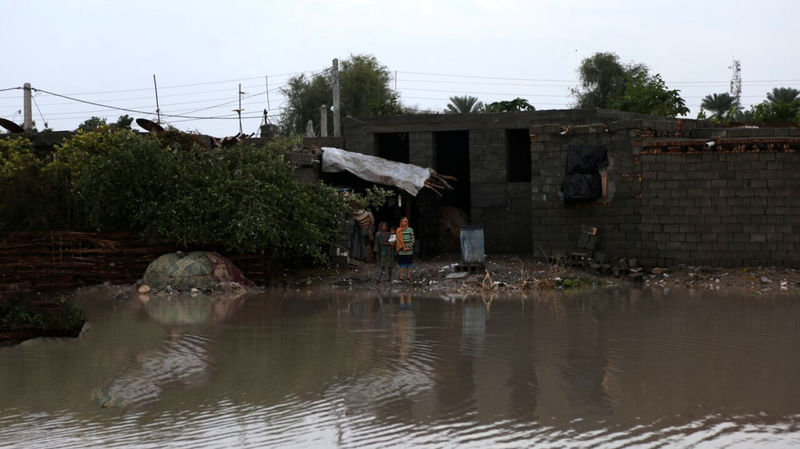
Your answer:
23,83 -> 32,130
234,83 -> 245,134
332,58 -> 341,137
153,75 -> 161,125
320,104 -> 328,137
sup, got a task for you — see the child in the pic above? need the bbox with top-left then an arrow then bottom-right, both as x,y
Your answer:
396,217 -> 415,282
374,222 -> 395,283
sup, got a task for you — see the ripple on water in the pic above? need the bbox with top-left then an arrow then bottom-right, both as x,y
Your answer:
1,290 -> 800,448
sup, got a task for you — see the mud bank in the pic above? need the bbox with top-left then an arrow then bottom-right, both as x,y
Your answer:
278,255 -> 800,297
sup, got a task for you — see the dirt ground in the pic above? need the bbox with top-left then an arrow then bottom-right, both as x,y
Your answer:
277,254 -> 800,296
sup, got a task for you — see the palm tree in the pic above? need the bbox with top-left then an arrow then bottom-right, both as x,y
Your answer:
445,95 -> 483,113
700,93 -> 737,118
766,87 -> 800,104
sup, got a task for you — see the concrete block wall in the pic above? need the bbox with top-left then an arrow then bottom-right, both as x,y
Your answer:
342,125 -> 375,155
409,132 -> 434,168
529,123 -> 644,260
639,151 -> 800,267
468,128 -> 532,253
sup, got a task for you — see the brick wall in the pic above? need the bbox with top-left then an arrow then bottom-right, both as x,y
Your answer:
529,122 -> 649,261
531,121 -> 800,267
467,128 -> 532,253
638,145 -> 800,267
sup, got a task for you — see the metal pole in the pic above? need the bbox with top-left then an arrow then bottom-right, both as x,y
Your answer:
320,104 -> 328,137
332,58 -> 341,137
152,75 -> 161,124
237,83 -> 243,133
23,83 -> 33,130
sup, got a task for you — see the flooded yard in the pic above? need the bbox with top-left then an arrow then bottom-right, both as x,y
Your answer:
1,287 -> 800,448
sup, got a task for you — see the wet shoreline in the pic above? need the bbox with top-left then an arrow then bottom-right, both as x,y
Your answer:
3,255 -> 800,345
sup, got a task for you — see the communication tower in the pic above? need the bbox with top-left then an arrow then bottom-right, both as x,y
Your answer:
729,59 -> 742,105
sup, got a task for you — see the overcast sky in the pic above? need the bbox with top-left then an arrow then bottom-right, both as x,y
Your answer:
1,0 -> 798,136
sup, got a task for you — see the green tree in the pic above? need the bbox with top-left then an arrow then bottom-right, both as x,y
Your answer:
281,54 -> 400,135
340,55 -> 400,117
748,101 -> 800,124
281,75 -> 332,135
573,52 -> 636,109
766,87 -> 800,104
572,52 -> 687,117
484,98 -> 536,112
700,93 -> 737,119
445,95 -> 483,113
610,72 -> 688,117
76,115 -> 134,132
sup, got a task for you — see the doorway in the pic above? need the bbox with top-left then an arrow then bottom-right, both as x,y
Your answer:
433,130 -> 471,216
375,132 -> 409,163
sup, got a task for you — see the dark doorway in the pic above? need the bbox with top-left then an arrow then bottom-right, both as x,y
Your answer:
506,129 -> 531,183
375,132 -> 409,163
434,130 -> 471,216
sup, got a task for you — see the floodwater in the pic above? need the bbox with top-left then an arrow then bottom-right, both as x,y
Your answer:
2,288 -> 800,448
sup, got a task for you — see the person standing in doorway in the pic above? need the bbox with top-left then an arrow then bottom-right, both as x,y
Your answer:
396,217 -> 415,282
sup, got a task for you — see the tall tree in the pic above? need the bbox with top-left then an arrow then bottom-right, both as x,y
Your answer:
445,95 -> 483,113
340,55 -> 399,117
766,87 -> 800,104
572,52 -> 633,109
700,93 -> 737,119
572,52 -> 688,117
280,54 -> 400,135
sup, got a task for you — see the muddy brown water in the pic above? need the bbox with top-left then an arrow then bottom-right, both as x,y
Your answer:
1,288 -> 800,448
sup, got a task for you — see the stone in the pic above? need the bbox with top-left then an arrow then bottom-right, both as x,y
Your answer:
137,284 -> 151,294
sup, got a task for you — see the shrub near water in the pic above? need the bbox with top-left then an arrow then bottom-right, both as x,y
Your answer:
46,127 -> 387,262
0,136 -> 71,230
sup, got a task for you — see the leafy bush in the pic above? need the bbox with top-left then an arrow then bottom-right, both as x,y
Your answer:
0,136 -> 71,230
41,127 -> 389,262
53,126 -> 177,231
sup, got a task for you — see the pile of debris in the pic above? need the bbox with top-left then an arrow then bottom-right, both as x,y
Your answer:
582,253 -> 645,280
136,251 -> 252,298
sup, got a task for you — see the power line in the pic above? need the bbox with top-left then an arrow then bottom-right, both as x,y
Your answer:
401,87 -> 571,97
0,82 -> 292,109
398,78 -> 575,88
32,87 -> 258,120
398,70 -> 800,86
38,99 -> 287,119
31,94 -> 48,129
177,89 -> 268,115
57,69 -> 325,96
398,71 -> 575,83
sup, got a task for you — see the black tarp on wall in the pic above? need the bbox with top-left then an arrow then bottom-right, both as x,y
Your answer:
561,145 -> 608,204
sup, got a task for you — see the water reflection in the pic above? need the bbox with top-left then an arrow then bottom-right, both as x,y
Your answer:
1,288 -> 800,448
137,290 -> 246,325
91,332 -> 211,408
